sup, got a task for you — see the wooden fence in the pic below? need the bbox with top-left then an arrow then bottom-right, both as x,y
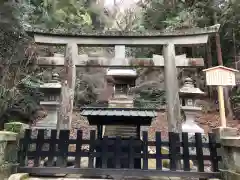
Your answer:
17,129 -> 222,179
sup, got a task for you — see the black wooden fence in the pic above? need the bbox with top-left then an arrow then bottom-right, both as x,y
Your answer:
17,129 -> 222,179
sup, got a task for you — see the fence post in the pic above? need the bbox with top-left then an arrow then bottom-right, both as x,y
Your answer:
213,127 -> 240,180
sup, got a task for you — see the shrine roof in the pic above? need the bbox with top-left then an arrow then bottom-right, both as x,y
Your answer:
25,24 -> 220,38
80,107 -> 160,117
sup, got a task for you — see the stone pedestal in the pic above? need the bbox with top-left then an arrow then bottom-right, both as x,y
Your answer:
34,73 -> 61,130
0,131 -> 18,180
4,122 -> 29,136
182,109 -> 204,134
35,104 -> 58,129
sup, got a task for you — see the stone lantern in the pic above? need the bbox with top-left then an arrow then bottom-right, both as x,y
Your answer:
179,77 -> 205,133
35,73 -> 61,129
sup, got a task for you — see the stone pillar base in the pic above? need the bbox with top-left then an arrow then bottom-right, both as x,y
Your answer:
222,170 -> 240,180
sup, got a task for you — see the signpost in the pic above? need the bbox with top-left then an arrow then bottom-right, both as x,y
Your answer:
203,66 -> 239,127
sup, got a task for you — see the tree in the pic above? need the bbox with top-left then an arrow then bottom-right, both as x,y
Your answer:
103,0 -> 144,31
0,1 -> 43,127
21,0 -> 93,30
141,0 -> 240,119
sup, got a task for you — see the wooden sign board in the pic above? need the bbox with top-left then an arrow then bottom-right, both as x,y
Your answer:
203,66 -> 239,86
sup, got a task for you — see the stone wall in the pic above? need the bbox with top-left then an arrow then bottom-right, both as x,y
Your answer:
213,127 -> 240,180
0,131 -> 18,180
0,122 -> 29,180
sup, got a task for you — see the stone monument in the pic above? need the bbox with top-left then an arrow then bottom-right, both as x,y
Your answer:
34,73 -> 61,129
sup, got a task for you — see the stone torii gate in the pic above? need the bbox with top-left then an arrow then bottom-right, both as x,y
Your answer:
28,24 -> 220,132
37,48 -> 204,131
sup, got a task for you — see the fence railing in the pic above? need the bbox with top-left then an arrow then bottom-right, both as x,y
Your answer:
17,129 -> 222,179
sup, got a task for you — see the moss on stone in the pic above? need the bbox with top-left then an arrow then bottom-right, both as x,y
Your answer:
0,162 -> 17,179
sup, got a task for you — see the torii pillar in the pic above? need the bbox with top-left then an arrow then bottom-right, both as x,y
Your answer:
163,43 -> 182,132
57,43 -> 77,130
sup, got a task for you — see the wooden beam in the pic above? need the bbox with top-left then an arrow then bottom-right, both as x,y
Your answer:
37,56 -> 205,67
57,43 -> 77,130
34,34 -> 210,45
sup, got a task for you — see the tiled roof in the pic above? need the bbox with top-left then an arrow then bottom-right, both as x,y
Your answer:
80,107 -> 159,117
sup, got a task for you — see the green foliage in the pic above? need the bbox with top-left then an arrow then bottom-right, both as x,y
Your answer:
4,122 -> 27,134
141,0 -> 240,118
0,2 -> 43,127
21,0 -> 95,30
219,1 -> 240,63
74,74 -> 99,107
142,0 -> 188,30
231,87 -> 240,119
0,81 -> 43,125
133,86 -> 166,108
142,0 -> 240,65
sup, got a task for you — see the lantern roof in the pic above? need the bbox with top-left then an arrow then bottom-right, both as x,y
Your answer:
179,77 -> 205,95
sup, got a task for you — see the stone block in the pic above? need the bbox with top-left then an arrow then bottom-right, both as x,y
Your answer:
4,122 -> 29,135
214,127 -> 240,178
220,144 -> 240,173
8,173 -> 29,180
221,136 -> 240,147
0,131 -> 17,141
221,170 -> 240,180
0,131 -> 17,165
212,127 -> 238,140
0,131 -> 19,180
0,163 -> 18,180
